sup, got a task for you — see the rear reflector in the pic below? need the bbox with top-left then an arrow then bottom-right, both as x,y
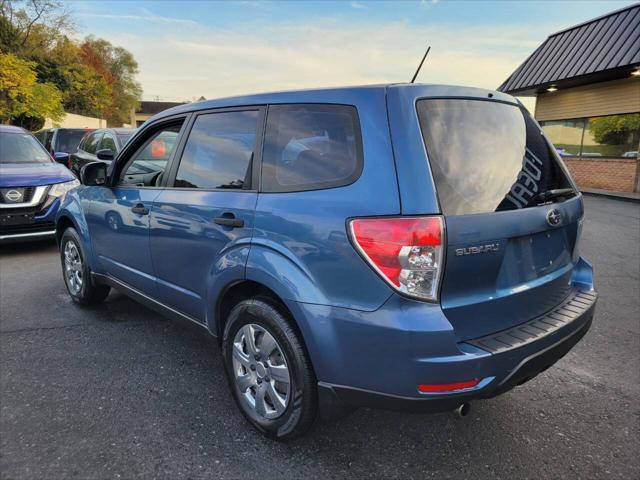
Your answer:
418,379 -> 480,393
349,216 -> 444,301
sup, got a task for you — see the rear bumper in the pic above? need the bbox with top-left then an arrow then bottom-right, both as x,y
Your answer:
319,304 -> 594,414
289,257 -> 597,414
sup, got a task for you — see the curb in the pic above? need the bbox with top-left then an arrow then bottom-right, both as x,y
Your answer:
581,189 -> 640,204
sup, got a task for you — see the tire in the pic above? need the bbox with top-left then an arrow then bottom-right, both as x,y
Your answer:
60,227 -> 110,305
222,298 -> 317,440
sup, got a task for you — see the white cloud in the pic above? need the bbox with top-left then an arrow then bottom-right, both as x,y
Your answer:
77,11 -> 200,27
351,2 -> 368,9
89,18 -> 544,104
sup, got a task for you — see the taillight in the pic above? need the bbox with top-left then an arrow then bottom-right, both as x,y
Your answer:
348,216 -> 444,301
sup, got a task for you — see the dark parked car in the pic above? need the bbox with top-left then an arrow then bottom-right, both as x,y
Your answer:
69,128 -> 136,176
56,84 -> 597,439
1,125 -> 78,242
34,128 -> 93,166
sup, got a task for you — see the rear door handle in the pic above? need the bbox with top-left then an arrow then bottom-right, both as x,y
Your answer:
214,213 -> 244,228
131,203 -> 149,215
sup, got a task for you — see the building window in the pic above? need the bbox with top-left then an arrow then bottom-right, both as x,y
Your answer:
541,113 -> 640,159
539,119 -> 586,157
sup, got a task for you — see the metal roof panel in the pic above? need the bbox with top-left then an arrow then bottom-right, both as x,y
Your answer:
499,4 -> 640,93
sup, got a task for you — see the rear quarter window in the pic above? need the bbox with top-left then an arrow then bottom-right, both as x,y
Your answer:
261,104 -> 363,192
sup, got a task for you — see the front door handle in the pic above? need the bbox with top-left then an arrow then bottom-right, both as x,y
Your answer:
131,203 -> 149,215
214,213 -> 244,228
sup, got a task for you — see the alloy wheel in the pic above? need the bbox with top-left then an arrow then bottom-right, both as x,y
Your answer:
63,240 -> 83,295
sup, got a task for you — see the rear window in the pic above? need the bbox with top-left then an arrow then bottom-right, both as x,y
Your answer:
56,129 -> 88,153
117,134 -> 132,146
261,104 -> 363,192
417,99 -> 572,215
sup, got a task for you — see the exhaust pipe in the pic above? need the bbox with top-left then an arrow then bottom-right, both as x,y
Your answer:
455,402 -> 471,417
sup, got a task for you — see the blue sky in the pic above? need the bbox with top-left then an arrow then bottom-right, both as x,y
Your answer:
69,0 -> 635,104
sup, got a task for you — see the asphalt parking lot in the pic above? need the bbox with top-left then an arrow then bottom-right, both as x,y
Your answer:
1,195 -> 638,480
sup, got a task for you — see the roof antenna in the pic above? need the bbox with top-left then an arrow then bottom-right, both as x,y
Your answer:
410,46 -> 431,83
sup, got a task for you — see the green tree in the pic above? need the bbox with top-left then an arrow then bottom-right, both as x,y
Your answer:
1,1 -> 141,126
0,51 -> 63,125
0,0 -> 73,56
589,114 -> 640,146
61,64 -> 112,117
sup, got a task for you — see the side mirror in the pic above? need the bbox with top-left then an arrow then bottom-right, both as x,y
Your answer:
53,152 -> 69,164
96,148 -> 114,161
80,161 -> 108,186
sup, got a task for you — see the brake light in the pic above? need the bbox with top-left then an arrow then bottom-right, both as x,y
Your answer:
349,216 -> 444,301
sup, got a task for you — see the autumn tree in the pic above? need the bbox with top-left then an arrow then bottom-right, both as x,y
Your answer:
0,51 -> 64,127
61,64 -> 112,117
0,0 -> 73,56
1,0 -> 141,128
80,37 -> 142,126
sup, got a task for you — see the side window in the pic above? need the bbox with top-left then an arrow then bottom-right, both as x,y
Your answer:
261,104 -> 363,192
100,134 -> 117,152
174,110 -> 259,190
44,131 -> 53,152
84,133 -> 102,155
120,124 -> 182,180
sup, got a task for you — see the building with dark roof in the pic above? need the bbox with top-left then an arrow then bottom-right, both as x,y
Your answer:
499,3 -> 640,193
131,101 -> 188,127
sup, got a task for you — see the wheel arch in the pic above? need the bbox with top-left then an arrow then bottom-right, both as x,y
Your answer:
216,280 -> 296,338
214,280 -> 319,378
55,199 -> 98,272
55,214 -> 76,247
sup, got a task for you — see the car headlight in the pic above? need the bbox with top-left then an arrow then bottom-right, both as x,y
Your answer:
48,179 -> 80,201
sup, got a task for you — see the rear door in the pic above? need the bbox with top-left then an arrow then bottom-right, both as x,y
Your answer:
414,98 -> 581,341
149,107 -> 263,322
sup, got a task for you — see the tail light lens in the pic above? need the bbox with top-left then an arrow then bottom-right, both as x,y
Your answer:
348,216 -> 444,301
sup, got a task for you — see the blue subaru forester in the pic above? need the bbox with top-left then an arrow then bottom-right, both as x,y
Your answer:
56,84 -> 597,439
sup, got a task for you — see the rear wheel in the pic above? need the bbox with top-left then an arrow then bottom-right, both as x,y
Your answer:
222,298 -> 317,439
60,228 -> 110,305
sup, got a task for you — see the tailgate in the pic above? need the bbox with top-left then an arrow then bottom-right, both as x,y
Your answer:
442,197 -> 582,340
414,96 -> 582,341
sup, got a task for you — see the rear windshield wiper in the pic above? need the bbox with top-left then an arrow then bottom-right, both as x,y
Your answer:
529,188 -> 576,206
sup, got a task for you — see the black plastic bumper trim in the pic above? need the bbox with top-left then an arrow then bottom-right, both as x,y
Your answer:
466,288 -> 597,354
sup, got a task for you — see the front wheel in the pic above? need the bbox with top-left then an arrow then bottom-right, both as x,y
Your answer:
60,227 -> 110,305
222,298 -> 317,440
